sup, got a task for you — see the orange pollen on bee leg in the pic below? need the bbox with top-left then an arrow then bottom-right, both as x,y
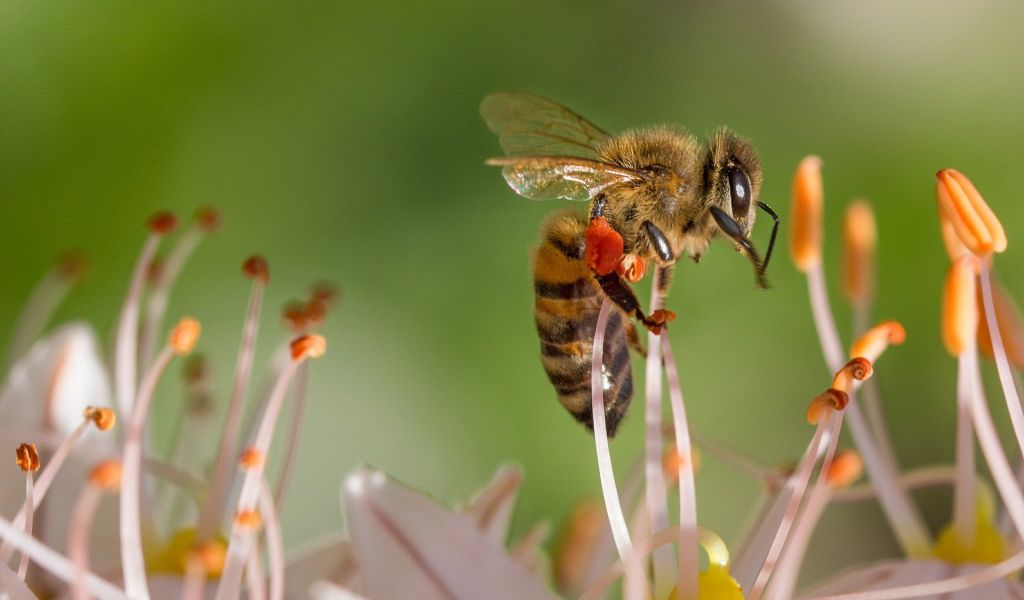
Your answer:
15,443 -> 40,472
90,460 -> 122,491
235,510 -> 262,529
849,320 -> 906,363
290,334 -> 327,361
935,169 -> 1007,256
584,217 -> 624,276
806,388 -> 849,425
83,406 -> 117,431
147,211 -> 178,234
239,448 -> 264,469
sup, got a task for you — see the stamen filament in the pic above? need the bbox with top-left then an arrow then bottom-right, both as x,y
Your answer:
247,542 -> 268,600
661,334 -> 699,600
199,266 -> 267,541
17,469 -> 35,579
120,317 -> 197,600
978,263 -> 1024,459
261,479 -> 285,600
216,334 -> 322,600
644,269 -> 673,598
0,512 -> 128,600
5,261 -> 78,371
115,229 -> 165,418
70,485 -> 105,600
953,348 -> 977,545
274,362 -> 308,507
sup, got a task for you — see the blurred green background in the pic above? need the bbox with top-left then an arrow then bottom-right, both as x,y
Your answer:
3,0 -> 1024,587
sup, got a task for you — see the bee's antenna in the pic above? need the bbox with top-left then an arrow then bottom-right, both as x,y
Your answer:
757,201 -> 780,274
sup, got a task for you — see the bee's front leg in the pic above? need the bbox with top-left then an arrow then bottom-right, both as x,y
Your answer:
594,272 -> 676,335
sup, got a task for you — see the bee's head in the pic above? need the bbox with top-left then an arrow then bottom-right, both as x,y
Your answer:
703,129 -> 776,288
703,128 -> 762,239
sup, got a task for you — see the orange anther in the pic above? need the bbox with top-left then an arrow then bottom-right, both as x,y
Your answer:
584,217 -> 625,276
942,258 -> 979,357
235,510 -> 262,529
850,320 -> 906,363
842,200 -> 876,306
242,255 -> 270,283
807,388 -> 849,425
283,301 -> 309,332
147,211 -> 178,235
170,318 -> 201,355
825,449 -> 863,489
57,250 -> 90,282
304,299 -> 327,328
936,169 -> 1007,256
84,406 -> 117,431
290,334 -> 326,361
310,283 -> 340,308
194,207 -> 221,232
188,540 -> 227,576
790,156 -> 824,272
90,460 -> 122,491
939,209 -> 970,262
15,443 -> 39,472
662,445 -> 701,482
239,448 -> 264,469
832,357 -> 874,393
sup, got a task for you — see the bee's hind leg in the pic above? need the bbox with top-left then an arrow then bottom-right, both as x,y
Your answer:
595,272 -> 676,335
625,321 -> 647,357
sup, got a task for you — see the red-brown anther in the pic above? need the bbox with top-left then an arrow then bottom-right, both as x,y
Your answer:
832,357 -> 874,393
235,510 -> 262,529
194,207 -> 221,232
978,276 -> 1024,369
806,388 -> 850,425
147,211 -> 178,235
790,156 -> 824,272
584,217 -> 625,276
242,255 -> 270,283
90,460 -> 122,491
182,354 -> 209,385
239,448 -> 264,469
290,334 -> 327,361
15,443 -> 39,472
304,300 -> 327,328
825,449 -> 864,489
850,320 -> 906,363
310,283 -> 339,309
170,317 -> 201,355
57,250 -> 90,282
146,256 -> 166,284
84,406 -> 117,431
935,169 -> 1007,256
283,301 -> 308,332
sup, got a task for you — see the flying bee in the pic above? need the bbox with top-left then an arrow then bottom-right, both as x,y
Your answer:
481,92 -> 779,435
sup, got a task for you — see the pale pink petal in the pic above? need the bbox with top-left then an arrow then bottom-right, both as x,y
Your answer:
0,559 -> 38,600
802,559 -> 1024,599
284,535 -> 361,598
342,467 -> 557,600
460,464 -> 522,544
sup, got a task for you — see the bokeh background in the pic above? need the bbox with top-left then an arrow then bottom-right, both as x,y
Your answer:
2,0 -> 1024,588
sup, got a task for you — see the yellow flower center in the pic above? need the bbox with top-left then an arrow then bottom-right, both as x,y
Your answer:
149,527 -> 228,578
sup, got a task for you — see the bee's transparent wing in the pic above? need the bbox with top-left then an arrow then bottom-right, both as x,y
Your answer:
487,156 -> 642,202
481,92 -> 611,159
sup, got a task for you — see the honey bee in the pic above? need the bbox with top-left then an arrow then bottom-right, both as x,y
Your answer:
481,92 -> 779,435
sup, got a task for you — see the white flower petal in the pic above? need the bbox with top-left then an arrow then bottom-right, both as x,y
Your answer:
802,559 -> 1024,599
0,323 -> 113,443
0,560 -> 37,600
284,534 -> 361,598
341,467 -> 557,600
460,463 -> 522,544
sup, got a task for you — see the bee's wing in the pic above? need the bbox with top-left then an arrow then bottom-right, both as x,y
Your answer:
481,92 -> 611,159
487,156 -> 643,202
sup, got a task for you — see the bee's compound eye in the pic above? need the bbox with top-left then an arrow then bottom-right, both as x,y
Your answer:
728,167 -> 751,218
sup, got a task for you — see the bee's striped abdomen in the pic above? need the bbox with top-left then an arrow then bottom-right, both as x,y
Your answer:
532,212 -> 634,436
